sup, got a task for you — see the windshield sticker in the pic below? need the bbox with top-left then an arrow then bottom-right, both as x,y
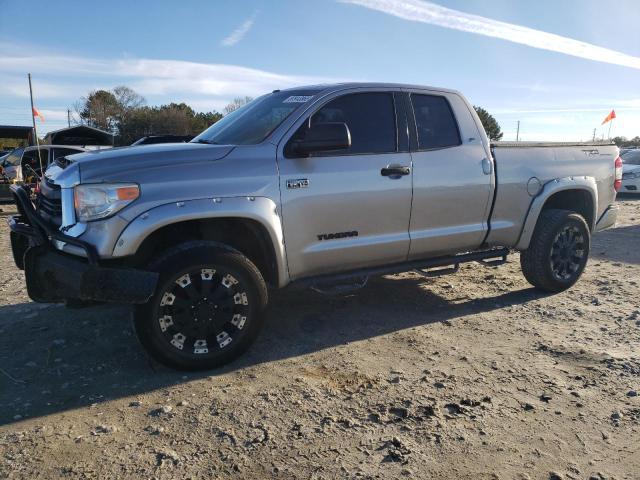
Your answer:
283,95 -> 313,103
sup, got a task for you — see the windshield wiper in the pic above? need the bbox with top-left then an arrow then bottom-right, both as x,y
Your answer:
193,139 -> 219,145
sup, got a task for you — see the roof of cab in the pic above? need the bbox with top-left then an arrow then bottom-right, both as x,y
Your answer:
280,82 -> 462,96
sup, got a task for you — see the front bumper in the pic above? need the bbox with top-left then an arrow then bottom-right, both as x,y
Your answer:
7,185 -> 158,304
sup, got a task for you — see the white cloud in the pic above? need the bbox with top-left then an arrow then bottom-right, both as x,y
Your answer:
0,43 -> 333,100
221,11 -> 258,47
0,75 -> 72,98
340,0 -> 640,70
0,42 -> 337,133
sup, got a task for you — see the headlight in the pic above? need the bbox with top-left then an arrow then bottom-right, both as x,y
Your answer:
74,183 -> 139,222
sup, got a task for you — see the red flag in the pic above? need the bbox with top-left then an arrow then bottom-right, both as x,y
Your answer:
32,107 -> 45,122
601,109 -> 616,125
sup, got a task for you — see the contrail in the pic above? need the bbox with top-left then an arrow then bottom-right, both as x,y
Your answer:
222,11 -> 259,47
341,0 -> 640,70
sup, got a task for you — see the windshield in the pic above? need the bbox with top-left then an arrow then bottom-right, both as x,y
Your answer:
622,150 -> 640,165
192,90 -> 320,146
2,148 -> 24,167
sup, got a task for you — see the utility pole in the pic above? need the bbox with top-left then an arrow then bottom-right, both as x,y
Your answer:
516,120 -> 520,142
28,73 -> 44,175
592,128 -> 596,141
67,109 -> 71,128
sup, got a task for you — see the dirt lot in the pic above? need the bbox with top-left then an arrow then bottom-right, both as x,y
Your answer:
0,197 -> 639,479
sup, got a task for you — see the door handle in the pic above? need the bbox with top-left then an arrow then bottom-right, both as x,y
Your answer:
481,158 -> 493,175
381,165 -> 411,178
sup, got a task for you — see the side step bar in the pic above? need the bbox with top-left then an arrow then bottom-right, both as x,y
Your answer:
293,247 -> 510,288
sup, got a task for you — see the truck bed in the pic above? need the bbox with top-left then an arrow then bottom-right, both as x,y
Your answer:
486,141 -> 618,248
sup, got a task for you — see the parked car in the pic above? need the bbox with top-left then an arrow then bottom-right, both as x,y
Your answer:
2,145 -> 86,182
131,135 -> 194,146
620,149 -> 640,193
7,83 -> 621,370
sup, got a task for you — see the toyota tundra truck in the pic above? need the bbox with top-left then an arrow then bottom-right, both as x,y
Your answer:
7,83 -> 622,370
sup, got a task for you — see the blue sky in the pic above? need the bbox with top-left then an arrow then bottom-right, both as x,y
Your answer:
1,0 -> 639,140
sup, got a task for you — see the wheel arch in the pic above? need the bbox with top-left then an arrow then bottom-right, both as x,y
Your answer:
113,197 -> 288,287
515,177 -> 597,251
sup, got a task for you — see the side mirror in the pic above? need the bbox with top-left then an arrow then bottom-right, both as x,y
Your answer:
292,122 -> 351,155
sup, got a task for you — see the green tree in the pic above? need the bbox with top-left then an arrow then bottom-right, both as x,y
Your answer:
76,86 -> 146,134
116,103 -> 224,145
76,90 -> 121,131
612,136 -> 640,148
75,86 -> 225,145
474,106 -> 503,141
193,111 -> 223,132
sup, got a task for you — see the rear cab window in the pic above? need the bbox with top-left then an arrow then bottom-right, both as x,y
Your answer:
410,94 -> 461,150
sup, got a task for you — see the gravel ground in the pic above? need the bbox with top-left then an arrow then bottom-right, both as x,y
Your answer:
0,196 -> 639,479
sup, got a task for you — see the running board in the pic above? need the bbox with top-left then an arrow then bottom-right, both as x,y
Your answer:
293,248 -> 510,288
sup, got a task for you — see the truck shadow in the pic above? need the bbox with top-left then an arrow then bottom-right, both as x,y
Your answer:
616,193 -> 640,201
0,276 -> 545,426
591,224 -> 640,265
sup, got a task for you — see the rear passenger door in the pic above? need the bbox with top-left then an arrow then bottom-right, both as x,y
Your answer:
406,90 -> 494,258
278,90 -> 413,279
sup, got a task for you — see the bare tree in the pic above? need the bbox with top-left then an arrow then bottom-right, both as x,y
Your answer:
224,96 -> 254,115
113,86 -> 146,112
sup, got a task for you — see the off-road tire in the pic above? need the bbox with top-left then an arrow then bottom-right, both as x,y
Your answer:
520,209 -> 590,293
134,241 -> 268,370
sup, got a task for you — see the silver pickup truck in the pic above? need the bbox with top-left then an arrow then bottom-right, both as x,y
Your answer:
8,83 -> 622,370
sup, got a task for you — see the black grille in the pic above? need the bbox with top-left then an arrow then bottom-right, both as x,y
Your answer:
37,193 -> 62,217
36,179 -> 63,226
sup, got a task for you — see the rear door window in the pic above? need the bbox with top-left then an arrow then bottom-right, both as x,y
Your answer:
305,92 -> 397,155
410,94 -> 461,150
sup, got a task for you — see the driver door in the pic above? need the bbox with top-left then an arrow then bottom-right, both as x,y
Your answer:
277,90 -> 413,280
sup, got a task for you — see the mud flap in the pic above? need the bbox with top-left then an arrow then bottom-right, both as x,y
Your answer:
24,245 -> 159,304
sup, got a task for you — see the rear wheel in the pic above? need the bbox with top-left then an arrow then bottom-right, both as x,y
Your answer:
134,241 -> 268,370
520,209 -> 590,292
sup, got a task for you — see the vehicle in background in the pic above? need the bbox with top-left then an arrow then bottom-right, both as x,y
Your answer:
3,145 -> 87,181
131,135 -> 194,146
8,83 -> 621,370
621,149 -> 640,194
620,147 -> 639,156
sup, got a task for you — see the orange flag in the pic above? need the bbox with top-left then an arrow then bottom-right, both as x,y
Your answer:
601,109 -> 616,125
32,106 -> 45,122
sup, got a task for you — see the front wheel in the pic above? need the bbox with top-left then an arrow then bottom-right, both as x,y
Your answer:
520,209 -> 590,292
134,241 -> 268,370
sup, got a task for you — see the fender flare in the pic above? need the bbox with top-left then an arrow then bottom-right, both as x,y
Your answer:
514,176 -> 598,251
112,196 -> 290,287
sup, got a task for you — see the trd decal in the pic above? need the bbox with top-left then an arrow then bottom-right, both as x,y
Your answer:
286,178 -> 310,189
317,231 -> 359,241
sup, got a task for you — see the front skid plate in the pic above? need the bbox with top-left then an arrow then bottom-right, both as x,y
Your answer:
24,246 -> 159,304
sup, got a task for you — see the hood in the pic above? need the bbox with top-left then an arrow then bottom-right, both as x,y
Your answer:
67,143 -> 235,182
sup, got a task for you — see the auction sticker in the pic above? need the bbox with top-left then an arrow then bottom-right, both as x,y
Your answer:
283,96 -> 313,103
